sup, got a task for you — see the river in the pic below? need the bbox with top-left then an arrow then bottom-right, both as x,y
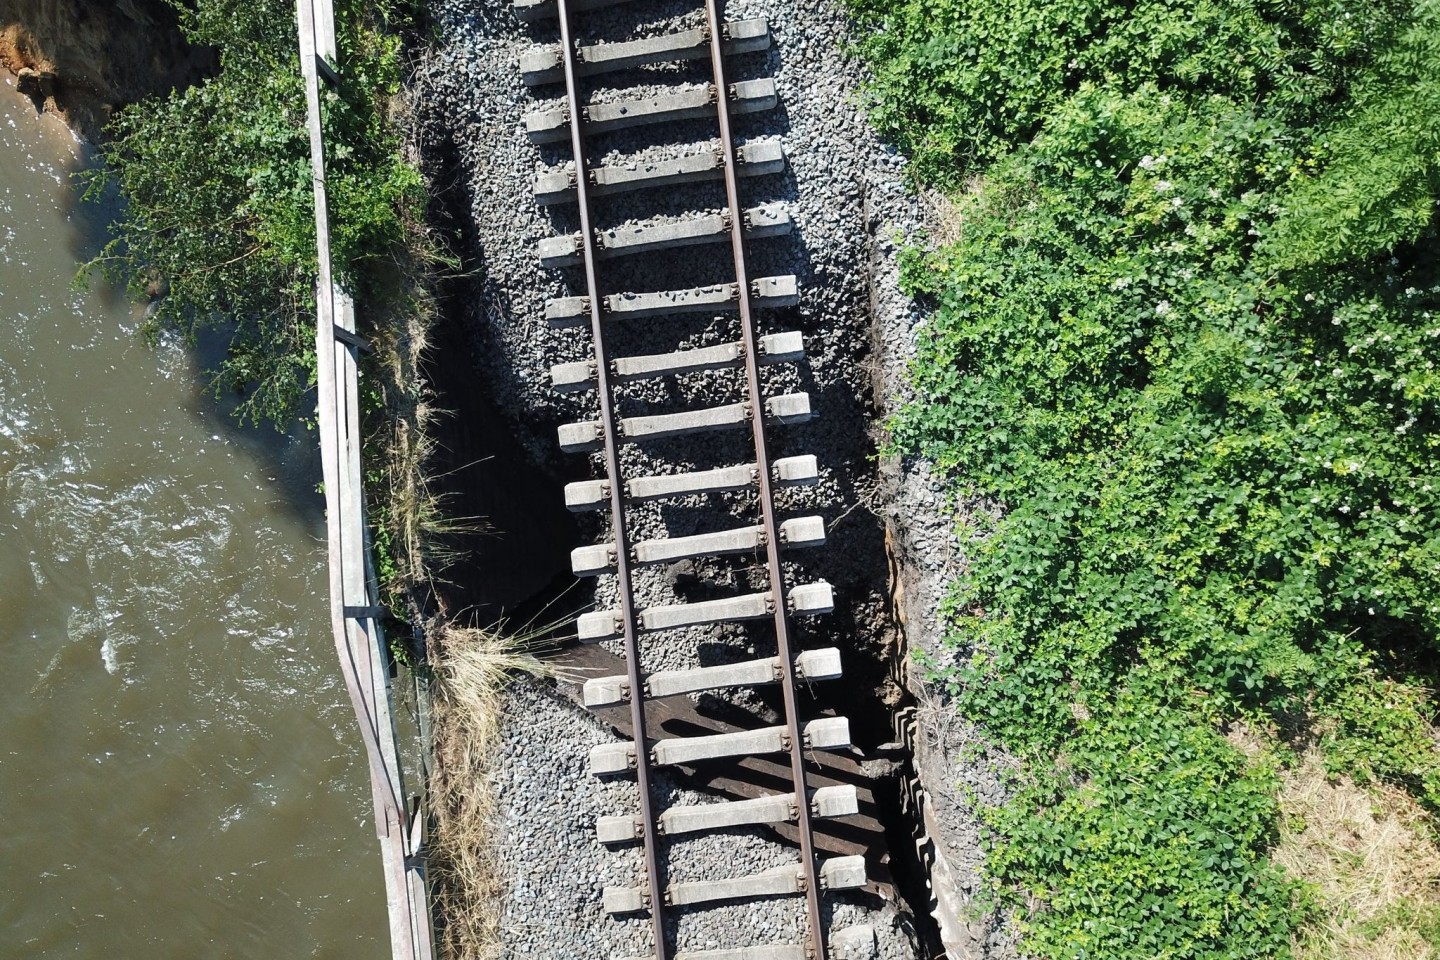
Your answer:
0,77 -> 386,958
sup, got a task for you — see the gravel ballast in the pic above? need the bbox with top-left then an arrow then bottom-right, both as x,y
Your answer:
416,0 -> 1020,956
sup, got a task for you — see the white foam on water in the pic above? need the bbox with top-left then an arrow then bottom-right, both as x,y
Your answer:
99,636 -> 119,675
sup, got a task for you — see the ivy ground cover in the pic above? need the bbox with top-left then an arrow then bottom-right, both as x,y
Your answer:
847,0 -> 1440,955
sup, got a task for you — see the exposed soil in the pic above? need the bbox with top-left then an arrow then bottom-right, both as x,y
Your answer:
0,0 -> 215,140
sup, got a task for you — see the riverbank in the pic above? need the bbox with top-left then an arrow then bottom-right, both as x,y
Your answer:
2,1 -> 450,950
0,0 -> 215,140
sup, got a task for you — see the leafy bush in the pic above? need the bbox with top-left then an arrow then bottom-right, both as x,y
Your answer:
850,0 -> 1440,954
990,690 -> 1300,960
83,0 -> 422,426
1267,0 -> 1440,267
848,0 -> 1410,184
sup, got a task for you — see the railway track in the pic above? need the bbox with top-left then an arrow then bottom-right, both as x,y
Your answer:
517,2 -> 864,958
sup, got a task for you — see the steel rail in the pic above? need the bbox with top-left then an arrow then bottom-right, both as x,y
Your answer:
555,1 -> 672,957
701,2 -> 828,957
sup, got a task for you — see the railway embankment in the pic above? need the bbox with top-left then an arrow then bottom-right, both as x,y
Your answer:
413,1 -> 1017,956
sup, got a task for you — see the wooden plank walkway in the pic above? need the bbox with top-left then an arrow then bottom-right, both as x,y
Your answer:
297,2 -> 436,958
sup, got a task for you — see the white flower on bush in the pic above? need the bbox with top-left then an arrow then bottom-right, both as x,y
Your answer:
1155,300 -> 1172,315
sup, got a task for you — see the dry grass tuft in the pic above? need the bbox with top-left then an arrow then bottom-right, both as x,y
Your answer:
927,190 -> 967,248
427,623 -> 553,960
1275,750 -> 1440,960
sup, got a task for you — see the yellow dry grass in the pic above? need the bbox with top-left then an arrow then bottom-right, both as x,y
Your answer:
1275,750 -> 1440,960
427,623 -> 552,960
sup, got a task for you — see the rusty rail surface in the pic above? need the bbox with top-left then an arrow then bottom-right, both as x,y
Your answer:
702,0 -> 828,948
553,1 -> 673,955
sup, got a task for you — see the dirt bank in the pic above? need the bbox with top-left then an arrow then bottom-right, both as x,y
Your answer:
0,0 -> 214,139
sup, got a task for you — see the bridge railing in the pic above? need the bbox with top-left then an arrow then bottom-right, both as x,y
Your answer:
296,3 -> 436,958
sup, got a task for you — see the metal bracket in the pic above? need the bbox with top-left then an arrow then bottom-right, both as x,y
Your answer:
334,325 -> 373,354
315,54 -> 340,88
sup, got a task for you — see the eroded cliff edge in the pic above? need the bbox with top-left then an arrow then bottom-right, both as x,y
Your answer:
0,0 -> 213,139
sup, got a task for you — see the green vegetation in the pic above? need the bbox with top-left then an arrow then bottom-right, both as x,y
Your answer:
848,0 -> 1440,955
81,0 -> 444,618
83,0 -> 423,428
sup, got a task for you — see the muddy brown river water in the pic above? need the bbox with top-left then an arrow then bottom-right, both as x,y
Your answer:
0,78 -> 387,958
